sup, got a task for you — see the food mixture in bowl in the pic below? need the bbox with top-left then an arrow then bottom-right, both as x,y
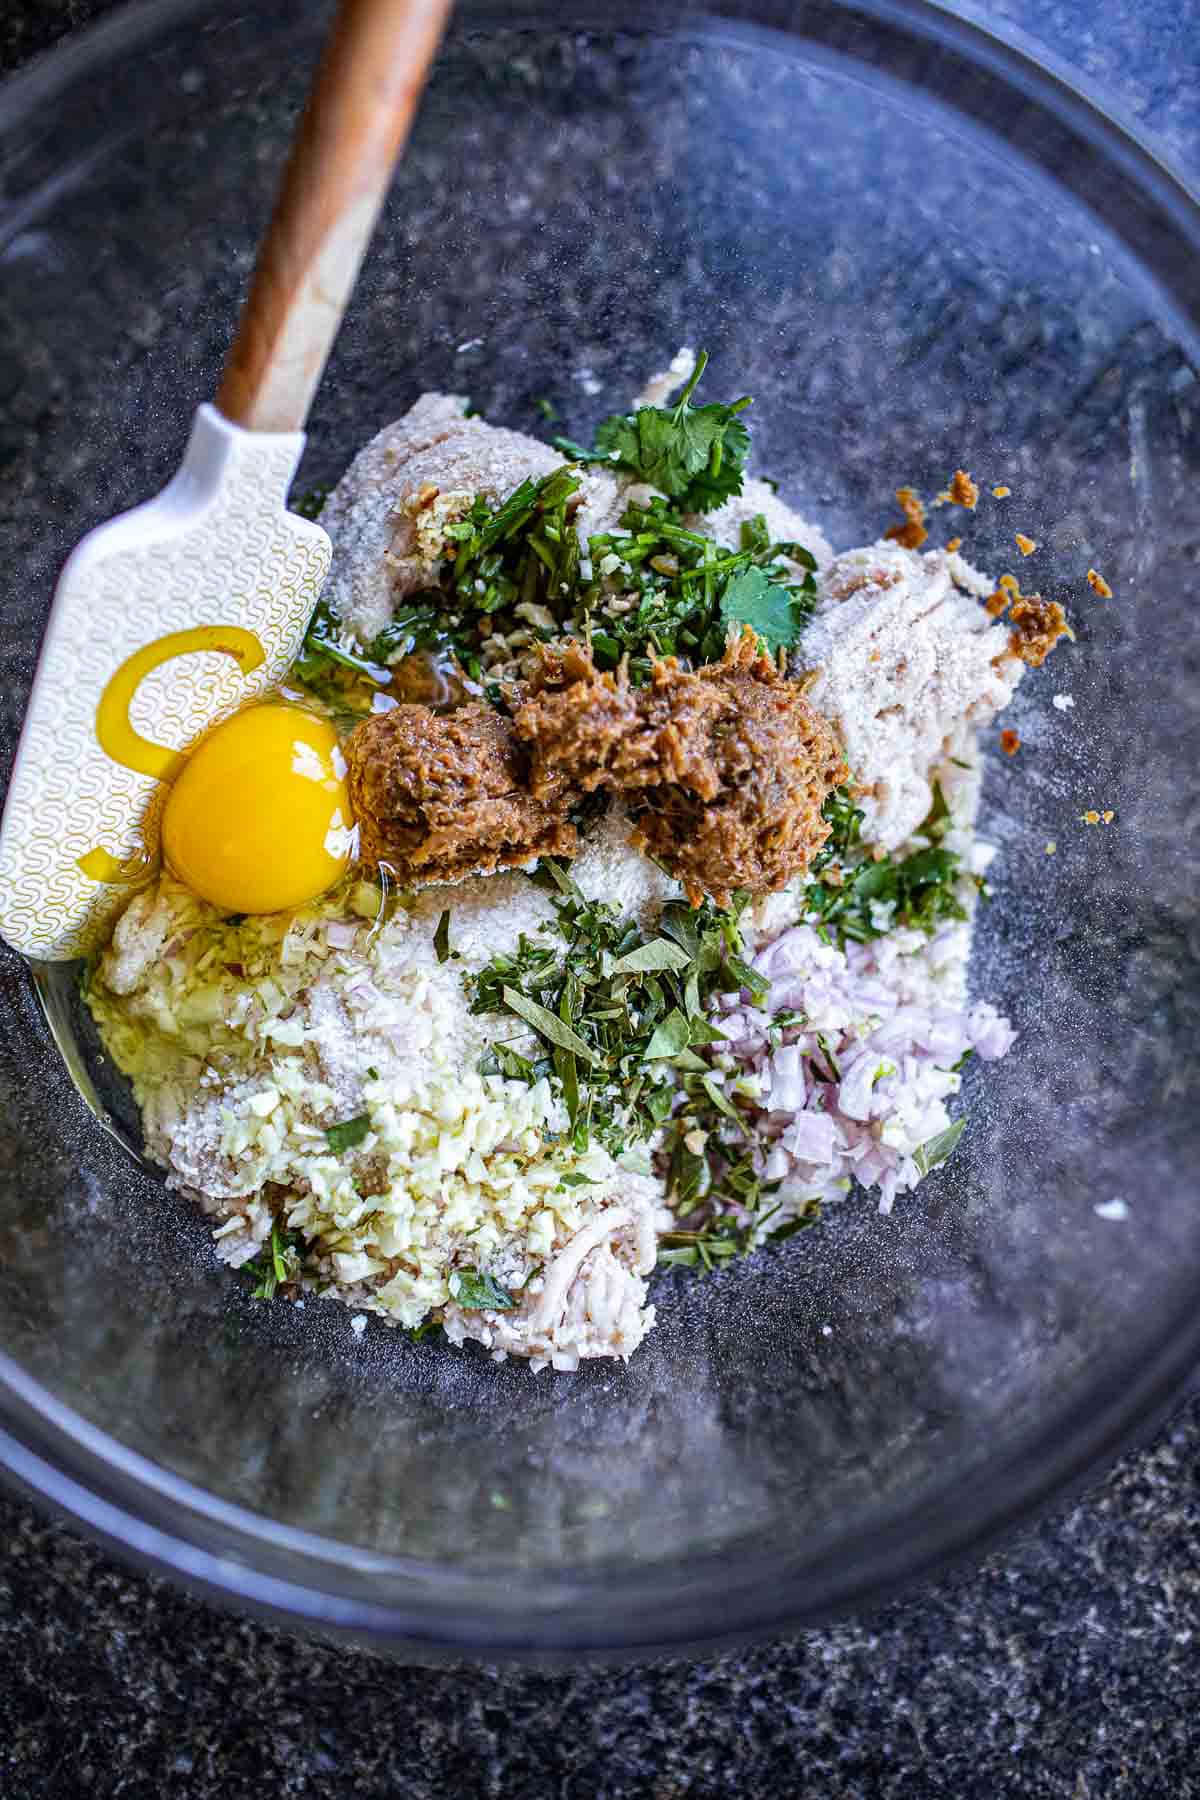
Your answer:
85,351 -> 1071,1371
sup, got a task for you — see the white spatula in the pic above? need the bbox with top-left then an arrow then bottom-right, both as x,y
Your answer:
0,0 -> 453,962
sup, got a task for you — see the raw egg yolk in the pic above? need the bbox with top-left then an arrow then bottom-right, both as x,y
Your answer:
162,704 -> 354,914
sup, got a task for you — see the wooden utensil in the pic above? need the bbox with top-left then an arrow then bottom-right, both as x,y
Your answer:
0,0 -> 453,961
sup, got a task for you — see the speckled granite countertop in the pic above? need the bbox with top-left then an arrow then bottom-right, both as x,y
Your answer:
2,3 -> 1199,1796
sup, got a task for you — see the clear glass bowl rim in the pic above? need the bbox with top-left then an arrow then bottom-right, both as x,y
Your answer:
0,0 -> 1198,1659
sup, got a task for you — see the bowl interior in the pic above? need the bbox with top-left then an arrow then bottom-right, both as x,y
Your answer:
0,0 -> 1197,1649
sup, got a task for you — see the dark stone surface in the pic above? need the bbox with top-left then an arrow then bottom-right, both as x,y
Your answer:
1,2 -> 1199,1797
1,1399 -> 1200,1798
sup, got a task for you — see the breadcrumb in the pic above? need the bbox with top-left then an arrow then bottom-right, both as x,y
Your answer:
1000,729 -> 1021,755
1081,810 -> 1101,825
884,487 -> 928,550
1087,568 -> 1113,598
1007,594 -> 1070,667
948,470 -> 979,510
1015,533 -> 1037,556
992,485 -> 1012,499
946,536 -> 962,553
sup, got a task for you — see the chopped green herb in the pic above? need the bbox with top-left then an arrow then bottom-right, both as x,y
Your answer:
573,497 -> 817,688
407,1317 -> 444,1342
325,1114 -> 371,1154
721,953 -> 770,1006
288,596 -> 396,719
501,987 -> 599,1065
434,909 -> 452,963
480,1041 -> 541,1083
245,1224 -> 303,1301
812,784 -> 864,869
643,1009 -> 693,1060
453,1268 -> 516,1311
761,1198 -> 823,1245
913,1118 -> 966,1176
608,938 -> 693,977
699,1074 -> 740,1120
803,782 -> 973,948
657,1217 -> 743,1270
467,875 -> 766,1177
813,1033 -> 841,1083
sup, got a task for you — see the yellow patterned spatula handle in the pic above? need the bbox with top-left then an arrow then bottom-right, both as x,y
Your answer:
0,406 -> 329,960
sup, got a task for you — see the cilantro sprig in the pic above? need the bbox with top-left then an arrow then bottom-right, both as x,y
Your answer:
556,349 -> 752,513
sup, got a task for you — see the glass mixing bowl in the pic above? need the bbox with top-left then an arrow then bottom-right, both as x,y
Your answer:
0,0 -> 1197,1658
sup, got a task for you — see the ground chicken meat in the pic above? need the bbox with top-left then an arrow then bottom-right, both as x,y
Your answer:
1006,594 -> 1070,667
346,702 -> 577,884
515,629 -> 847,907
319,394 -> 626,644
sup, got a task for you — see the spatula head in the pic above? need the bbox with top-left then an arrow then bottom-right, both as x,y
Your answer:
0,405 -> 331,961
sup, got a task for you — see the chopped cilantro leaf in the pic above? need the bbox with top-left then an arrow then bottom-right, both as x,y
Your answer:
453,1268 -> 516,1311
719,564 -> 808,655
325,1114 -> 371,1154
246,1224 -> 303,1301
803,783 -> 972,948
434,909 -> 452,963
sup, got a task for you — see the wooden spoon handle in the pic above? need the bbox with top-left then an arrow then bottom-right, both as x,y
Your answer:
216,0 -> 453,435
